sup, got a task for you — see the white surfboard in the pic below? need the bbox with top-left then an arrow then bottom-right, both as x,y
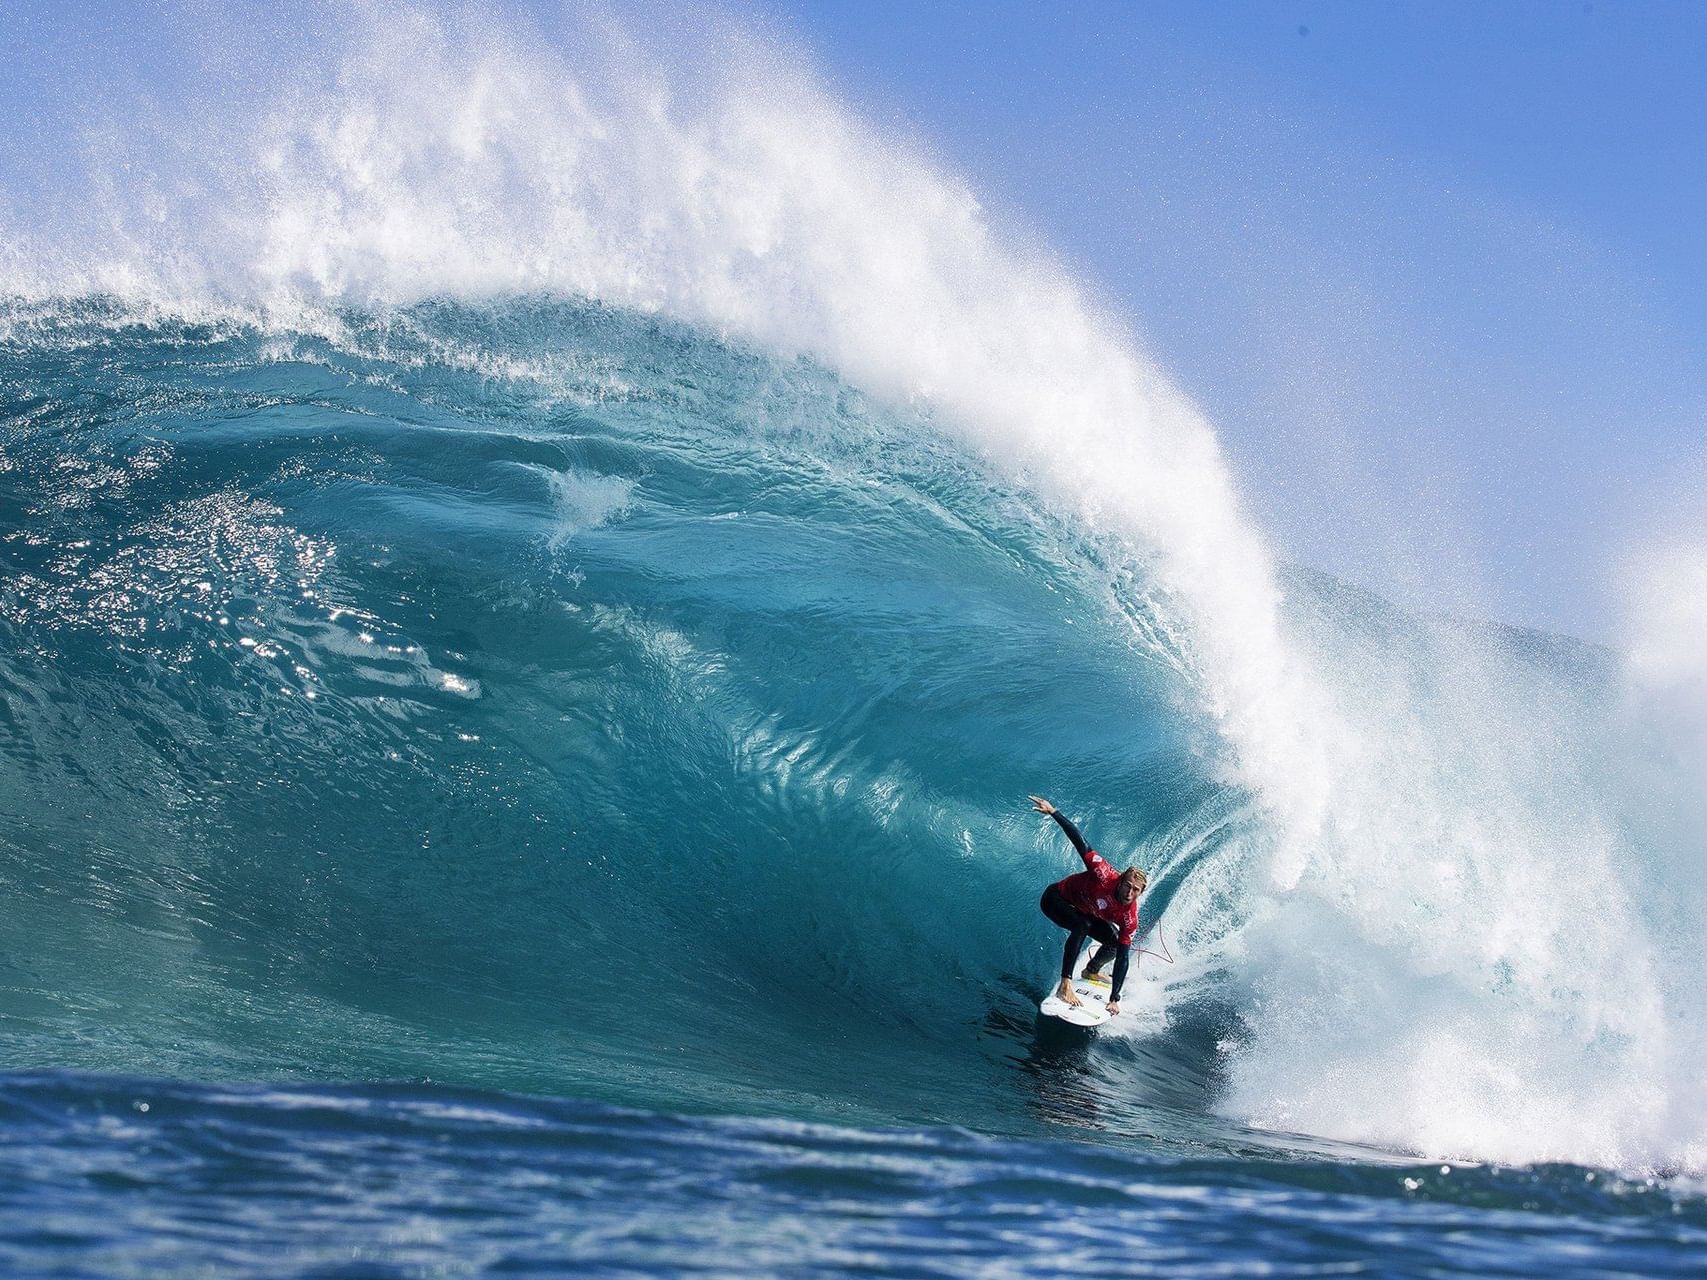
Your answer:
1039,967 -> 1113,1027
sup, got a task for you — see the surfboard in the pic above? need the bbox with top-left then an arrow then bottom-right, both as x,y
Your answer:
1039,969 -> 1113,1027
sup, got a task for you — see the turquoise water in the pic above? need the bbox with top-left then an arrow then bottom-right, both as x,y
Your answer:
0,299 -> 1235,1140
3,3 -> 1705,1271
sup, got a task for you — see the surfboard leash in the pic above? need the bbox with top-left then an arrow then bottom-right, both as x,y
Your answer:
1135,925 -> 1174,965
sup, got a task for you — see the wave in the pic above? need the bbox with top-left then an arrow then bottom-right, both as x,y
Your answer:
2,1 -> 1704,1172
0,297 -> 1240,1144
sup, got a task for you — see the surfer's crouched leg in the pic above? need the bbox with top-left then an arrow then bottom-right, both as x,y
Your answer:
1084,943 -> 1116,979
1040,886 -> 1103,984
1060,934 -> 1086,986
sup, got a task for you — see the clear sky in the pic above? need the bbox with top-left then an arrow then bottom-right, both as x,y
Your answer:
742,0 -> 1707,641
7,0 -> 1704,640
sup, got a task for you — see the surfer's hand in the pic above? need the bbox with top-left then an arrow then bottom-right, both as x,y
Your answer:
1106,1001 -> 1120,1016
1029,795 -> 1055,815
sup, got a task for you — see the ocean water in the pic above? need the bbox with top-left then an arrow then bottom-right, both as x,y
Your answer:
2,4 -> 1705,1275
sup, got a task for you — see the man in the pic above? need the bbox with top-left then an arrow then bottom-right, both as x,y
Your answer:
1030,795 -> 1146,1016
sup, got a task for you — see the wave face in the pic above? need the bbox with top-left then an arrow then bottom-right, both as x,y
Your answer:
0,296 -> 1242,1144
3,2 -> 1705,1174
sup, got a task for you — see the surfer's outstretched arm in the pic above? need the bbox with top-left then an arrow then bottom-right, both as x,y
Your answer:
1049,810 -> 1091,858
1029,795 -> 1093,860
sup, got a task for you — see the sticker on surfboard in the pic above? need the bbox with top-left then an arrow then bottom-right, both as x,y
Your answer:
1039,971 -> 1113,1027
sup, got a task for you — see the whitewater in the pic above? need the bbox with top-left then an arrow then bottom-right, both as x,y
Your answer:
2,2 -> 1705,1274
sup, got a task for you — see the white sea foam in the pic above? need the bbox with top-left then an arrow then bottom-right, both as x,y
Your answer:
5,0 -> 1701,1171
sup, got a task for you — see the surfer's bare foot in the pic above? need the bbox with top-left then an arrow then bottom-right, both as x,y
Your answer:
1055,978 -> 1081,1007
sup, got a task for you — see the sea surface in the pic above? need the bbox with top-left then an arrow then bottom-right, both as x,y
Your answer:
2,4 -> 1704,1275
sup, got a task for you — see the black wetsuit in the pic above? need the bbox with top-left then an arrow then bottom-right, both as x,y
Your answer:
1039,810 -> 1133,1002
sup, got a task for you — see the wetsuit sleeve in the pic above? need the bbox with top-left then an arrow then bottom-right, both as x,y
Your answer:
1119,907 -> 1138,948
1049,810 -> 1096,866
1110,944 -> 1132,1002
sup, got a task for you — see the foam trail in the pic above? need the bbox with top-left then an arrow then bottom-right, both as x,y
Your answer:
1612,540 -> 1707,1171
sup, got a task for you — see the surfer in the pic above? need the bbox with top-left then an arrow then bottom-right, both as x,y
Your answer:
1030,795 -> 1145,1016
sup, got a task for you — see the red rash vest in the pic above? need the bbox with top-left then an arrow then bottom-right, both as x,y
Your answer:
1051,847 -> 1139,946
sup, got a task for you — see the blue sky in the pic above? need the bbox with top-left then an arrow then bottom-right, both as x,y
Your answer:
749,0 -> 1707,641
8,0 -> 1704,640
